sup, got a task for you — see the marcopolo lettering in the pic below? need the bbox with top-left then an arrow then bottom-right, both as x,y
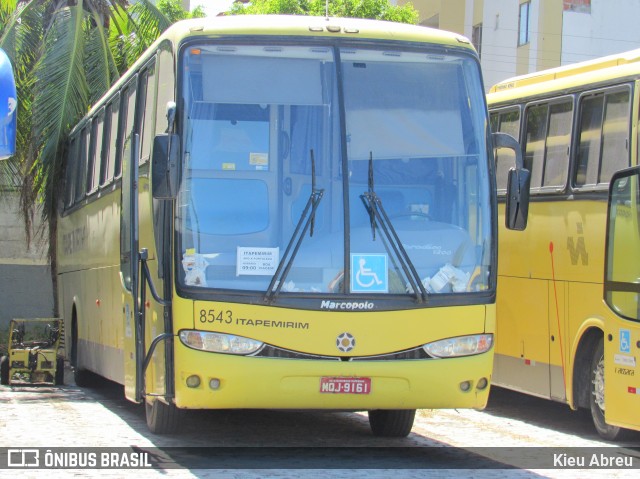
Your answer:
320,300 -> 374,310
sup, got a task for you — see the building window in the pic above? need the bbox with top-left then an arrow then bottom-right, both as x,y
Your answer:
563,0 -> 591,13
472,23 -> 483,57
518,1 -> 531,46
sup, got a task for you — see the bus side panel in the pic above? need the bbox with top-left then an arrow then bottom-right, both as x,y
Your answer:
494,275 -> 550,398
548,280 -> 568,402
604,79 -> 640,431
603,301 -> 640,431
58,192 -> 124,384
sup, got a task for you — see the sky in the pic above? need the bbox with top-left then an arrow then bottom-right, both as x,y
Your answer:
191,0 -> 236,16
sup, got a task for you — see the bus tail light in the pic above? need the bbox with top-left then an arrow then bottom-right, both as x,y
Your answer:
179,330 -> 264,355
423,334 -> 493,358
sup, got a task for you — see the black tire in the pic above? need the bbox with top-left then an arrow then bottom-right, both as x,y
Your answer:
0,355 -> 9,385
55,356 -> 65,386
590,338 -> 632,441
70,314 -> 92,387
368,409 -> 416,437
146,398 -> 182,434
73,367 -> 95,388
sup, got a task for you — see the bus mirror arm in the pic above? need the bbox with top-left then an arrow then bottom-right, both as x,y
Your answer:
166,101 -> 176,133
492,132 -> 524,169
151,133 -> 180,199
492,132 -> 531,231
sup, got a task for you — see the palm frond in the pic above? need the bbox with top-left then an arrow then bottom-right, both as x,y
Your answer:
1,1 -> 46,245
121,0 -> 171,68
85,9 -> 119,104
31,4 -> 89,228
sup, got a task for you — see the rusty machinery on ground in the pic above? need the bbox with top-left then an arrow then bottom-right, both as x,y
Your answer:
1,318 -> 64,386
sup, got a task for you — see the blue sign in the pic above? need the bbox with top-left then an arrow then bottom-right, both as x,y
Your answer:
620,329 -> 631,354
351,254 -> 388,293
0,47 -> 17,160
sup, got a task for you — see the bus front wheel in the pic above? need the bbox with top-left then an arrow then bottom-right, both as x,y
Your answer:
0,355 -> 9,385
589,338 -> 631,441
368,409 -> 416,437
145,398 -> 181,434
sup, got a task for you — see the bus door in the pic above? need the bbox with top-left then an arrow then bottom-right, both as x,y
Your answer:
119,77 -> 143,403
604,166 -> 640,431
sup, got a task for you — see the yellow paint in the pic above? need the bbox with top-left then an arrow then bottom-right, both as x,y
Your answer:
488,48 -> 640,433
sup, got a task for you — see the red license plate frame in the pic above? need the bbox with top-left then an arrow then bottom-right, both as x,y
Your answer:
320,377 -> 371,394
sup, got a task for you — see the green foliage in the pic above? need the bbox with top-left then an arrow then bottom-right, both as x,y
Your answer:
157,0 -> 205,22
0,1 -> 175,263
229,0 -> 419,24
110,0 -> 172,73
190,5 -> 207,19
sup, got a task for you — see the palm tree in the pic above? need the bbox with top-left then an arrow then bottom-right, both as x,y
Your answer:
1,0 -> 173,241
0,0 -> 174,315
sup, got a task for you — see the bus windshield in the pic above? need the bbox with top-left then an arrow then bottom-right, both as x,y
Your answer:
177,43 -> 492,300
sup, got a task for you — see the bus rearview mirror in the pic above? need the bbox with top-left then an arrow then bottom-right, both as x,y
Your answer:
152,133 -> 179,199
505,167 -> 530,231
492,132 -> 530,231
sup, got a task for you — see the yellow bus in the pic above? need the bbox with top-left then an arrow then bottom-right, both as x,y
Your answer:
488,49 -> 640,440
58,15 -> 528,436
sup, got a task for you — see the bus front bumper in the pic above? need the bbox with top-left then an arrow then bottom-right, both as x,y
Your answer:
172,342 -> 494,410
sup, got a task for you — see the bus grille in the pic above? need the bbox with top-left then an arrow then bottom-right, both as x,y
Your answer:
254,345 -> 431,361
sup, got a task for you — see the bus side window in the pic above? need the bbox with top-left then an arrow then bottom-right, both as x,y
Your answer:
74,126 -> 90,203
575,88 -> 630,187
116,81 -> 137,178
523,103 -> 547,190
65,136 -> 78,208
99,102 -> 113,187
105,95 -> 120,185
490,108 -> 520,192
600,90 -> 630,183
86,111 -> 104,195
542,100 -> 572,188
576,94 -> 604,186
138,62 -> 156,164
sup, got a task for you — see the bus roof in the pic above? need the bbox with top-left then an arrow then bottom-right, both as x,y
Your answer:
487,48 -> 640,104
80,15 -> 477,127
160,14 -> 474,51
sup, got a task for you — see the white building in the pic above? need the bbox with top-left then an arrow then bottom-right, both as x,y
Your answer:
403,0 -> 640,90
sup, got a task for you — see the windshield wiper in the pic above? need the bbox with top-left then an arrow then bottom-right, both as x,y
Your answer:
359,152 -> 428,303
265,150 -> 324,303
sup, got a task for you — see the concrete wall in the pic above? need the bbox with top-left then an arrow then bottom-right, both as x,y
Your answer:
0,189 -> 55,331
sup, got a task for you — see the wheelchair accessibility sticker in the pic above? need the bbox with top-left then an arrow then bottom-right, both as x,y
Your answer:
620,329 -> 631,354
351,254 -> 388,293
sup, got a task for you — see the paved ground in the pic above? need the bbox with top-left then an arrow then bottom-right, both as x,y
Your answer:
1,364 -> 639,478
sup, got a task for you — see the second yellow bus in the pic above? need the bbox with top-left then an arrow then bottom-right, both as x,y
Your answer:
489,49 -> 640,440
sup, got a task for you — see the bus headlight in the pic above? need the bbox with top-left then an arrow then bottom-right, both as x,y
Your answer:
423,334 -> 493,358
179,330 -> 264,355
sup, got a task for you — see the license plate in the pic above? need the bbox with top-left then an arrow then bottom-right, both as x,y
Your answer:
320,377 -> 371,394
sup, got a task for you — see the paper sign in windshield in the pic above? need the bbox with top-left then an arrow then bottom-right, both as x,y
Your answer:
237,247 -> 279,276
